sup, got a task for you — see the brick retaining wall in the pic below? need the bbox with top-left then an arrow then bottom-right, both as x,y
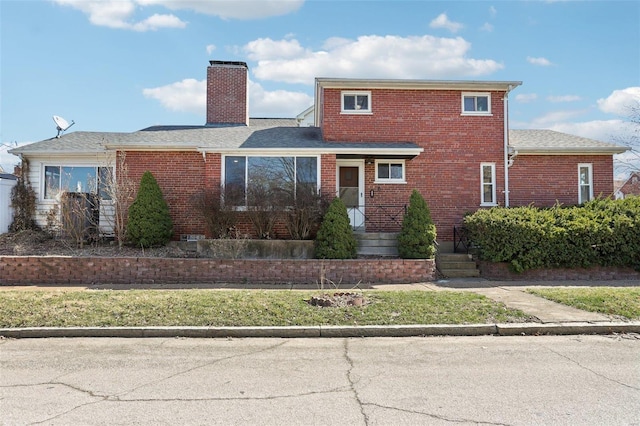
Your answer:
0,257 -> 436,286
479,261 -> 640,281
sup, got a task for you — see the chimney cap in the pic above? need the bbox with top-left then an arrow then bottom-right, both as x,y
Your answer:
209,60 -> 248,68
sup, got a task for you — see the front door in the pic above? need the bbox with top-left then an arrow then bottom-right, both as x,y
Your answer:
337,161 -> 364,230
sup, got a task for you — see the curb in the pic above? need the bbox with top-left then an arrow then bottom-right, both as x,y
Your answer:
1,322 -> 639,339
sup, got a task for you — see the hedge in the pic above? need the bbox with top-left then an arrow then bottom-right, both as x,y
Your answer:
463,197 -> 640,273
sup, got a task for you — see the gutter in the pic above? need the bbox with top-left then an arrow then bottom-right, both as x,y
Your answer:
503,85 -> 517,207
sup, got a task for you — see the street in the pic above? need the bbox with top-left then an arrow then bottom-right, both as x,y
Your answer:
1,335 -> 639,425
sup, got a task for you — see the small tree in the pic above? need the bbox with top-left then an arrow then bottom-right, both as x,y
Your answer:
126,171 -> 173,248
314,197 -> 357,259
9,159 -> 40,232
397,189 -> 437,259
102,152 -> 137,249
191,185 -> 237,238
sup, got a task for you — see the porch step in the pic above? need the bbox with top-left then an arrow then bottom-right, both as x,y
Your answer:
355,232 -> 399,257
436,253 -> 480,278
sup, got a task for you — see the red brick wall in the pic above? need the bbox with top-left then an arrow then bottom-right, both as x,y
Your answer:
509,155 -> 615,207
206,62 -> 248,125
479,261 -> 640,281
323,88 -> 508,242
123,151 -> 208,239
0,257 -> 436,285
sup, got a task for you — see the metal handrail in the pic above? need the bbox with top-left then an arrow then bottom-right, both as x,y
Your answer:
453,225 -> 469,253
346,204 -> 407,231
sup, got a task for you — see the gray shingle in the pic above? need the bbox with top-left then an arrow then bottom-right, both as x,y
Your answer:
509,129 -> 628,154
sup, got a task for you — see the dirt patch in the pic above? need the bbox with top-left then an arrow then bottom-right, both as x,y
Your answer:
0,230 -> 192,258
306,292 -> 369,308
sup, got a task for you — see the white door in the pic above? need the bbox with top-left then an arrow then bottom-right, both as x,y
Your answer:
337,160 -> 365,230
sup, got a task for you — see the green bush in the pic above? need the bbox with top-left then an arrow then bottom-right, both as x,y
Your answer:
314,197 -> 357,259
126,171 -> 173,248
397,189 -> 437,259
464,197 -> 640,272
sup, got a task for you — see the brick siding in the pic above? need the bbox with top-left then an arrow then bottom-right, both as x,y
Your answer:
0,257 -> 436,285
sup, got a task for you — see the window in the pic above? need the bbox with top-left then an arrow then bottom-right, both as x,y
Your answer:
462,92 -> 491,115
481,163 -> 496,205
44,166 -> 113,200
223,156 -> 318,207
375,160 -> 405,183
578,164 -> 593,204
341,91 -> 371,113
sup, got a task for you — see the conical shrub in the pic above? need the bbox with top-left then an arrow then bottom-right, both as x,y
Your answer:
314,197 -> 357,259
398,189 -> 437,259
126,171 -> 173,248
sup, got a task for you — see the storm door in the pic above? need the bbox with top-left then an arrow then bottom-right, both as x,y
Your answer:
337,160 -> 365,230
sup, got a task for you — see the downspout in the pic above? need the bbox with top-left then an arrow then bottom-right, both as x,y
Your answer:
503,86 -> 514,207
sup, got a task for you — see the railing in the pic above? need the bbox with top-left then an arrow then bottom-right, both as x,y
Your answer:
346,204 -> 407,232
453,225 -> 470,254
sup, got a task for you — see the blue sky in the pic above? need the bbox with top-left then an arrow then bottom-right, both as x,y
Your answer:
1,0 -> 639,175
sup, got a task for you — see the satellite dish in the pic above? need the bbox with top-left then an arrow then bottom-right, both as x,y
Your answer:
53,115 -> 75,138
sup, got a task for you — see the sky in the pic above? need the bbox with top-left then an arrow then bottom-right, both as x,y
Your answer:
1,0 -> 639,175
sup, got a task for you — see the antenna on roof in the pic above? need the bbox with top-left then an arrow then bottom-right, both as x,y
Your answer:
53,115 -> 75,138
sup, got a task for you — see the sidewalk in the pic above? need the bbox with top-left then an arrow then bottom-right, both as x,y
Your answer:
1,278 -> 639,338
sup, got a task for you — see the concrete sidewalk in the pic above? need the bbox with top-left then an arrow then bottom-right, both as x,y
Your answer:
1,278 -> 639,338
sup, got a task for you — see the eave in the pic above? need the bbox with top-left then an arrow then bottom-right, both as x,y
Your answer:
316,78 -> 522,92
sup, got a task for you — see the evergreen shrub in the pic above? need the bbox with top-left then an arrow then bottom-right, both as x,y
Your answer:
397,189 -> 437,259
314,197 -> 357,259
126,171 -> 173,248
464,197 -> 640,272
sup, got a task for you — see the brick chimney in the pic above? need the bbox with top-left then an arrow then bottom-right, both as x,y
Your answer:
206,60 -> 249,126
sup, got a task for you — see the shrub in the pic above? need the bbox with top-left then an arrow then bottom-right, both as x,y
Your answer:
464,197 -> 640,272
9,160 -> 40,233
397,189 -> 437,259
126,171 -> 173,248
314,197 -> 357,259
191,186 -> 237,238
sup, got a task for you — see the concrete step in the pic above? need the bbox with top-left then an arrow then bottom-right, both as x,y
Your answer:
436,253 -> 479,278
355,233 -> 399,257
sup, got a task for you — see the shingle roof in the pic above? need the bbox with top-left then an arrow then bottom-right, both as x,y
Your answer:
10,118 -> 422,156
509,129 -> 628,154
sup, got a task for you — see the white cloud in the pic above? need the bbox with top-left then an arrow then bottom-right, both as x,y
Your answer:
54,0 -> 302,31
142,78 -> 206,114
429,13 -> 464,33
547,95 -> 582,103
597,87 -> 640,116
489,6 -> 497,17
142,78 -> 312,118
206,44 -> 216,55
526,109 -> 589,128
480,23 -> 494,32
247,35 -> 503,84
515,93 -> 537,103
54,0 -> 186,31
526,56 -> 553,66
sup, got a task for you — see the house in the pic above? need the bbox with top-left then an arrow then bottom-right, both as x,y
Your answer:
10,60 -> 628,251
615,171 -> 640,199
0,173 -> 18,234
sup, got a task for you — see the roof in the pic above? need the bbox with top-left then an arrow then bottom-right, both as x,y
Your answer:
0,173 -> 17,180
10,118 -> 423,157
316,78 -> 522,92
509,129 -> 629,155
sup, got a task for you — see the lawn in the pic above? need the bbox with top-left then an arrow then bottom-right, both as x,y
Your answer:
0,290 -> 531,327
528,287 -> 640,320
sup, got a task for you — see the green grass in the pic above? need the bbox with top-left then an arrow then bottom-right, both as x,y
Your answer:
0,290 -> 531,328
528,287 -> 640,320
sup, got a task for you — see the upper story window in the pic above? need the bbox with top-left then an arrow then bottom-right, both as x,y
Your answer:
44,165 -> 113,201
462,92 -> 491,115
578,163 -> 593,204
375,160 -> 406,183
341,91 -> 371,114
480,163 -> 497,206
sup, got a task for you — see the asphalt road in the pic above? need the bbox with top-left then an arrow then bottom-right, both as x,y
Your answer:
1,335 -> 639,425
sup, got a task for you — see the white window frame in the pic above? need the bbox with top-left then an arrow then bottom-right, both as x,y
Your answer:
374,159 -> 406,184
578,163 -> 593,204
341,91 -> 372,114
462,92 -> 492,116
480,162 -> 497,206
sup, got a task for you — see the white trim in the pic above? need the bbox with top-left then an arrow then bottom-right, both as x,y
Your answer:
578,163 -> 593,204
374,159 -> 406,184
341,91 -> 372,114
480,162 -> 497,206
317,78 -> 522,92
336,159 -> 365,230
462,92 -> 492,116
